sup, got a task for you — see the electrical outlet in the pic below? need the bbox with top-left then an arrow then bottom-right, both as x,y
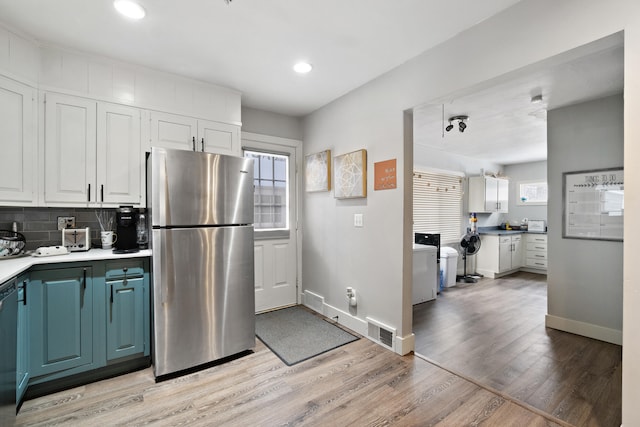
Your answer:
57,216 -> 76,230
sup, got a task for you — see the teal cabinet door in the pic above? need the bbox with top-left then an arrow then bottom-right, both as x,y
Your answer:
16,275 -> 29,403
106,277 -> 144,360
29,267 -> 93,377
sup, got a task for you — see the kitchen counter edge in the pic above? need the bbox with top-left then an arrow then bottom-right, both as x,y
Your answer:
477,230 -> 547,236
0,249 -> 152,284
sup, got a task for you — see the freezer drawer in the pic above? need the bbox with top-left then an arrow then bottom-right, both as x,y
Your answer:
152,225 -> 255,377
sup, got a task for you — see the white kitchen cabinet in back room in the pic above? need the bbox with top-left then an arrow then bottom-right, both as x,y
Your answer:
0,76 -> 37,206
468,176 -> 509,213
476,234 -> 522,278
150,110 -> 240,156
43,93 -> 142,207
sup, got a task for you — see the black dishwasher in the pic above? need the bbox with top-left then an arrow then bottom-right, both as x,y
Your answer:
0,279 -> 17,425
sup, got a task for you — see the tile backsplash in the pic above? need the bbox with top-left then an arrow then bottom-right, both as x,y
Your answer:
0,207 -> 117,251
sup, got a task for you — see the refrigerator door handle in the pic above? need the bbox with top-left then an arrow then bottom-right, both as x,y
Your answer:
157,233 -> 165,304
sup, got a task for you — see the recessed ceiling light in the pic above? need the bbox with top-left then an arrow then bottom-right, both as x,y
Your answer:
114,0 -> 146,20
293,62 -> 313,74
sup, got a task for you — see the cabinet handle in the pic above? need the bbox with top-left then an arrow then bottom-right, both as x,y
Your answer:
110,284 -> 114,304
201,137 -> 204,152
22,280 -> 27,306
83,268 -> 87,290
100,184 -> 104,202
87,183 -> 91,202
123,267 -> 128,286
192,136 -> 196,151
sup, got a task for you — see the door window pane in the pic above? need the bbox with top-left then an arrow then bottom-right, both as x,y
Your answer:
244,150 -> 289,231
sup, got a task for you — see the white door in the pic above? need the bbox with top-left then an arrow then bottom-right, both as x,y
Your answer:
0,76 -> 36,205
43,93 -> 97,205
497,178 -> 509,213
242,133 -> 301,313
199,119 -> 240,156
484,177 -> 498,212
150,111 -> 197,151
498,236 -> 512,272
97,102 -> 142,206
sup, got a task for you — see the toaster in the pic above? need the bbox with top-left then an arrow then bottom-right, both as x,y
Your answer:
62,227 -> 91,251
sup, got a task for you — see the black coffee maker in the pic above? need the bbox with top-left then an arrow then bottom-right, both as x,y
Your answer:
114,206 -> 139,253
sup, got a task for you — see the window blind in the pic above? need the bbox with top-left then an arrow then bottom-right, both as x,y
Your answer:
413,170 -> 463,244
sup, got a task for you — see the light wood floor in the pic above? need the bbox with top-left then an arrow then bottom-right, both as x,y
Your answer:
413,272 -> 622,427
17,313 -> 566,426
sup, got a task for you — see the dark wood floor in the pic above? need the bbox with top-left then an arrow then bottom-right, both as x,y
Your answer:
413,271 -> 622,427
17,311 -> 567,426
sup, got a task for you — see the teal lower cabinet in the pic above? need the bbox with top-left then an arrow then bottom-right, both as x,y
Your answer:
22,257 -> 150,400
106,259 -> 147,361
28,266 -> 96,379
16,274 -> 30,403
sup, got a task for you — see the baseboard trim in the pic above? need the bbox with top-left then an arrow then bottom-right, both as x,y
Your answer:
303,295 -> 412,355
396,333 -> 415,356
545,314 -> 622,345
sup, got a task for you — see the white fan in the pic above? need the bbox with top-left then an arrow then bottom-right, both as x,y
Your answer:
458,231 -> 482,283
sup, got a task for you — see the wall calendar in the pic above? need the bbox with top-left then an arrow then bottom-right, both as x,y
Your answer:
563,167 -> 623,241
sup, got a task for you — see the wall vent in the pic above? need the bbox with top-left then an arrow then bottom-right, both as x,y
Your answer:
366,317 -> 396,350
303,290 -> 324,313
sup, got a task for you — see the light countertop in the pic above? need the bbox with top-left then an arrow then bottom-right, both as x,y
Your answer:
0,249 -> 152,284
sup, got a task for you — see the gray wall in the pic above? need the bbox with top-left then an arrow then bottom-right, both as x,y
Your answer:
547,94 -> 623,332
504,160 -> 548,224
241,106 -> 303,141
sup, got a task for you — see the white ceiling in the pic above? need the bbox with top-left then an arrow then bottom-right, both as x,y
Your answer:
0,1 -> 624,165
0,0 -> 522,117
413,41 -> 624,165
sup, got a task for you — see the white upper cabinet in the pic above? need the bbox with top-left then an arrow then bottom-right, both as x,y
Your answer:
43,93 -> 97,205
149,111 -> 197,151
43,93 -> 142,207
198,119 -> 240,156
151,111 -> 240,156
0,76 -> 36,206
97,103 -> 141,205
468,176 -> 509,213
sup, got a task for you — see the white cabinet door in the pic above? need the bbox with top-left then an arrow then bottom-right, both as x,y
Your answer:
497,178 -> 509,213
498,236 -> 512,272
484,177 -> 499,212
44,93 -> 97,205
97,103 -> 141,205
150,111 -> 197,151
0,76 -> 36,205
511,235 -> 523,269
199,119 -> 240,156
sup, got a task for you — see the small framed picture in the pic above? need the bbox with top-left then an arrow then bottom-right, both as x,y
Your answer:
334,149 -> 367,199
305,150 -> 331,192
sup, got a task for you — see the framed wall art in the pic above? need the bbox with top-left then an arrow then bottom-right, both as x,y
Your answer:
334,149 -> 367,199
563,167 -> 623,241
374,158 -> 397,190
305,150 -> 331,192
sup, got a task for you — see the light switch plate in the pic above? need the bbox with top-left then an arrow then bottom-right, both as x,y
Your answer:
354,213 -> 364,228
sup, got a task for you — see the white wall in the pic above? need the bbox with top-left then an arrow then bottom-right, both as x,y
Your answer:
302,0 -> 640,423
241,107 -> 303,141
504,161 -> 548,224
546,95 -> 623,342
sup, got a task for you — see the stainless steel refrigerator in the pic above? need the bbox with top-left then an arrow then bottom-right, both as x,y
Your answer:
148,147 -> 255,378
